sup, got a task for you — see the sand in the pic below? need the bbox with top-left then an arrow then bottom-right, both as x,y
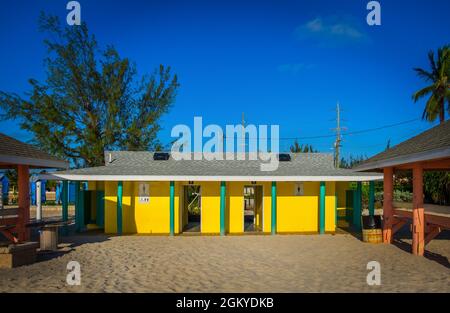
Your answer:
0,232 -> 449,292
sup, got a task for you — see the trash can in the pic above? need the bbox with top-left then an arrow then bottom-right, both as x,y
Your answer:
361,215 -> 382,244
40,226 -> 59,251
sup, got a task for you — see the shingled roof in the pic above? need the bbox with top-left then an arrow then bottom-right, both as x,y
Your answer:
0,133 -> 68,169
355,120 -> 450,171
43,151 -> 382,182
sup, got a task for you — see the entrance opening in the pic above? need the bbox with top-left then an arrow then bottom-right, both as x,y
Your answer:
182,185 -> 201,232
243,185 -> 263,232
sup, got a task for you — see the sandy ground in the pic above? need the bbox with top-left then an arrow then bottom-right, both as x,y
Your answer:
0,232 -> 449,292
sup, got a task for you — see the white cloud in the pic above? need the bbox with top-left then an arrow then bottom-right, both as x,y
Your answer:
295,17 -> 366,43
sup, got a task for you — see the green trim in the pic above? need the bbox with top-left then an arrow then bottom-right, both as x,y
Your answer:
74,181 -> 83,232
170,181 -> 175,236
96,190 -> 105,228
117,181 -> 123,235
62,181 -> 69,235
319,182 -> 326,234
369,181 -> 375,217
220,181 -> 226,235
271,182 -> 277,235
353,182 -> 362,231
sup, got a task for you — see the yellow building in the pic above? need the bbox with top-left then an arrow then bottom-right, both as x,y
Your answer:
46,152 -> 382,235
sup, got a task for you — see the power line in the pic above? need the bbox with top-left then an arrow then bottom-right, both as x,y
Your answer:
224,117 -> 420,141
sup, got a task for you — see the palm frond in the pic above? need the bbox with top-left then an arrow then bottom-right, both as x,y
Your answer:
413,67 -> 434,82
412,85 -> 433,102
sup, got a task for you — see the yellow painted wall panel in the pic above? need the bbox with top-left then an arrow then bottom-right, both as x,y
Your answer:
228,181 -> 245,233
325,181 -> 336,232
104,181 -> 118,234
276,182 -> 320,233
200,181 -> 221,234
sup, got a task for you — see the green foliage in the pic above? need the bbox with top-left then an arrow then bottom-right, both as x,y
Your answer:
424,171 -> 450,205
339,155 -> 367,169
289,140 -> 317,153
374,190 -> 413,203
412,45 -> 450,123
0,14 -> 180,167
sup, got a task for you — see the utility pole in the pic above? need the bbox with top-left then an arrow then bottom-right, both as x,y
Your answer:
241,112 -> 245,154
333,102 -> 346,168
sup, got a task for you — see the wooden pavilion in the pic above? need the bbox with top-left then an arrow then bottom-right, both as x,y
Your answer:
0,133 -> 68,243
355,121 -> 450,256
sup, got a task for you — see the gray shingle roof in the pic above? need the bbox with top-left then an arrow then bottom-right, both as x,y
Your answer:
48,151 -> 382,181
355,121 -> 450,171
0,133 -> 68,168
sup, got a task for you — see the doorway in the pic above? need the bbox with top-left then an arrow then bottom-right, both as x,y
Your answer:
182,185 -> 201,232
243,185 -> 263,232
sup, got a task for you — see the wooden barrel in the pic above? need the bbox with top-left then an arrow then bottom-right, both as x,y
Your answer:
362,228 -> 382,244
40,226 -> 59,251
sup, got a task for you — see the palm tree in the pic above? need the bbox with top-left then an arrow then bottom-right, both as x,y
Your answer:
412,45 -> 450,124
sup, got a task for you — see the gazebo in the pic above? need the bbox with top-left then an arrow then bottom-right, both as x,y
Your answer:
0,133 -> 68,242
355,121 -> 450,256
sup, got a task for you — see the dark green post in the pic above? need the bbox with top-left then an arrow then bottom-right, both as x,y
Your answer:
369,181 -> 375,217
271,182 -> 277,235
62,181 -> 69,235
353,182 -> 362,230
220,181 -> 226,236
319,182 -> 326,234
117,181 -> 123,235
170,181 -> 175,236
74,181 -> 83,232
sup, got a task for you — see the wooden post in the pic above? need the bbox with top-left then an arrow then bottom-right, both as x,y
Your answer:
383,167 -> 394,243
170,181 -> 175,236
17,165 -> 30,241
220,181 -> 226,236
117,181 -> 123,235
412,165 -> 424,256
271,182 -> 277,235
319,182 -> 326,234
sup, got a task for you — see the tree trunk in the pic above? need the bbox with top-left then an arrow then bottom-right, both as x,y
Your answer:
439,99 -> 445,123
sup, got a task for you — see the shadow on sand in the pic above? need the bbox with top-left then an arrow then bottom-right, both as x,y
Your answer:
338,224 -> 450,269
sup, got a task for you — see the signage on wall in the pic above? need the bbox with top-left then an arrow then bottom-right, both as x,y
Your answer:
294,182 -> 304,196
138,183 -> 150,204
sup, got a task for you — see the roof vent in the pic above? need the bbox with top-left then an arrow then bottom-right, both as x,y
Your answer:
153,152 -> 170,161
277,153 -> 291,162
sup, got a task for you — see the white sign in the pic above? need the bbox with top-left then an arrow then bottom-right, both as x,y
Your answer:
294,183 -> 304,196
138,183 -> 150,204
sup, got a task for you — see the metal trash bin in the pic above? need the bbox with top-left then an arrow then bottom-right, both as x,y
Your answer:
362,215 -> 382,244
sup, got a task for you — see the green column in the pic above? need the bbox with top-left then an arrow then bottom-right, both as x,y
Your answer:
74,181 -> 83,232
62,181 -> 69,235
319,182 -> 326,234
220,181 -> 226,236
271,182 -> 277,235
117,181 -> 123,235
353,182 -> 362,231
170,181 -> 175,236
369,181 -> 375,217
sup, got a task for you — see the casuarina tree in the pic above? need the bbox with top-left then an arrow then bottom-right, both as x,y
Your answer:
0,14 -> 180,167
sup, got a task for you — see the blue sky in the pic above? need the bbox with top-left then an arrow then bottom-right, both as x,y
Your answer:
0,0 -> 449,159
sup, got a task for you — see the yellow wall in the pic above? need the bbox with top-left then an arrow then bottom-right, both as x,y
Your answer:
102,180 -> 338,235
104,181 -> 179,234
325,181 -> 336,232
199,182 -> 221,234
276,182 -> 320,233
